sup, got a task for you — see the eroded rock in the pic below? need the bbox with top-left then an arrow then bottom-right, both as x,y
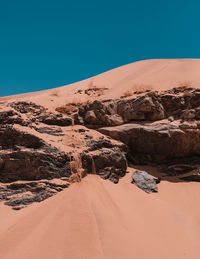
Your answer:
82,147 -> 127,184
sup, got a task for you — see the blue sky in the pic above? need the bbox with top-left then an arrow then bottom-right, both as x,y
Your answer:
0,0 -> 199,96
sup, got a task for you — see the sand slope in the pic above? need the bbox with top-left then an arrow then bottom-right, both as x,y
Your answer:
3,59 -> 200,111
0,174 -> 199,259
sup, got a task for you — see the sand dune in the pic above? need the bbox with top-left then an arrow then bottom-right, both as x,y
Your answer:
3,59 -> 200,111
0,174 -> 200,259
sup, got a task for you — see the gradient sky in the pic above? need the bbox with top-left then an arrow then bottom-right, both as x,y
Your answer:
0,0 -> 200,96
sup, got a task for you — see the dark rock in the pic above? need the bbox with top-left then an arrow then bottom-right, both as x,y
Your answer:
162,164 -> 197,176
86,139 -> 114,151
132,170 -> 159,193
82,147 -> 127,183
39,114 -> 72,126
117,95 -> 165,122
0,150 -> 71,182
84,111 -> 98,124
0,126 -> 45,149
0,179 -> 70,209
181,109 -> 196,120
0,110 -> 24,125
35,126 -> 64,136
10,101 -> 45,115
0,126 -> 70,182
12,206 -> 25,210
78,128 -> 86,133
81,93 -> 165,127
99,120 -> 200,164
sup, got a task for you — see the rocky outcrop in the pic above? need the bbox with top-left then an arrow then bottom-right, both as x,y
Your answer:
2,87 -> 200,208
10,101 -> 72,126
10,101 -> 45,115
0,110 -> 25,125
0,179 -> 69,210
0,101 -> 128,209
75,87 -> 200,181
77,88 -> 200,127
0,126 -> 71,182
38,113 -> 72,126
78,93 -> 165,127
82,147 -> 127,184
132,170 -> 159,193
117,93 -> 165,121
99,120 -> 200,164
35,126 -> 64,136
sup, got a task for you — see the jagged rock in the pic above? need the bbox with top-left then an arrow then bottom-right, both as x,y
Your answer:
39,113 -> 72,126
0,150 -> 70,182
80,93 -> 166,127
162,164 -> 197,176
0,110 -> 24,125
181,109 -> 196,120
0,126 -> 44,149
132,170 -> 159,193
35,126 -> 64,136
0,126 -> 70,182
99,120 -> 200,164
117,95 -> 165,121
0,180 -> 70,209
9,101 -> 72,127
160,94 -> 186,115
0,126 -> 45,149
79,88 -> 200,128
10,101 -> 45,115
104,114 -> 124,126
84,110 -> 98,124
86,138 -> 115,151
82,147 -> 127,183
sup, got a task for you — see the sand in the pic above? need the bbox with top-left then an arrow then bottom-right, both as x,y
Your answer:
1,59 -> 200,258
2,59 -> 200,111
0,173 -> 199,259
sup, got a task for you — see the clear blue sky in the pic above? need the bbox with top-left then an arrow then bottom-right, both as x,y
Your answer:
0,0 -> 199,96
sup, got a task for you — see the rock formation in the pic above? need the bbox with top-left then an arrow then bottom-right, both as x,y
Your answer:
1,87 -> 200,208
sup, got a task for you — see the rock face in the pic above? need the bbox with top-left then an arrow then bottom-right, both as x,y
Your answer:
0,126 -> 71,182
82,147 -> 127,184
79,93 -> 165,127
99,120 -> 200,164
77,87 -> 200,181
78,87 -> 200,127
0,179 -> 70,210
0,100 -> 128,209
132,170 -> 159,193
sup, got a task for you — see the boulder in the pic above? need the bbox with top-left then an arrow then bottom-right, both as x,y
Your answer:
117,95 -> 165,121
132,170 -> 159,193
